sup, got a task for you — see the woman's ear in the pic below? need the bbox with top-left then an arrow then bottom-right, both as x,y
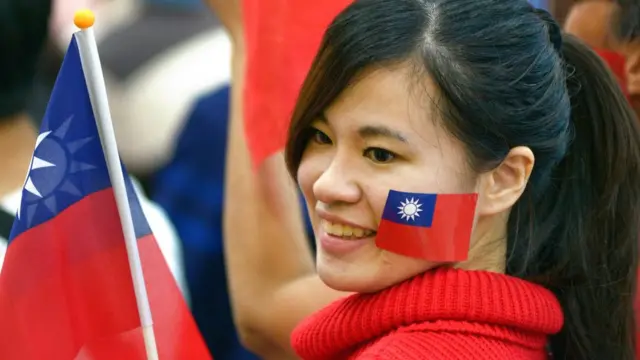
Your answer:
475,146 -> 534,216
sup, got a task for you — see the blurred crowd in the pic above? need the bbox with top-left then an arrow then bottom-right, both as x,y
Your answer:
0,0 -> 638,359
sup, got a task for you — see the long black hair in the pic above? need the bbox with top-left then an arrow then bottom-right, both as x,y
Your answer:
285,0 -> 640,358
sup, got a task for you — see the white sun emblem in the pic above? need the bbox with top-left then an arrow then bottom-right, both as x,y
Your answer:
16,115 -> 96,222
17,131 -> 55,219
398,197 -> 423,221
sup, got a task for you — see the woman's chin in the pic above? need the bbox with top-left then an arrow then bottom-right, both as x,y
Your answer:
316,249 -> 437,294
316,259 -> 389,294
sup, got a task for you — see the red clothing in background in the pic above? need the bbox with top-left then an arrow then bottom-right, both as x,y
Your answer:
595,48 -> 629,98
292,268 -> 563,359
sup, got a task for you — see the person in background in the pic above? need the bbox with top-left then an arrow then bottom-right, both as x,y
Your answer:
98,2 -> 250,356
612,0 -> 640,113
151,86 -> 261,360
218,0 -> 640,359
93,0 -> 226,178
51,0 -> 226,178
0,0 -> 189,301
149,7 -> 315,357
564,0 -> 640,110
151,83 -> 316,360
564,0 -> 618,49
83,0 -> 253,357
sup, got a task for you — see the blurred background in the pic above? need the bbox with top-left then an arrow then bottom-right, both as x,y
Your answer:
10,0 -> 630,359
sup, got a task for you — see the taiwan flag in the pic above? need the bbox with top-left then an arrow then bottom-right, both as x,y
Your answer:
0,36 -> 211,359
375,190 -> 478,262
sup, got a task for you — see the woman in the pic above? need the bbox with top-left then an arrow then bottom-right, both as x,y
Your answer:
218,0 -> 640,359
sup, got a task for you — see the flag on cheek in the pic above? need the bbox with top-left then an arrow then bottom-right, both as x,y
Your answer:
375,190 -> 478,262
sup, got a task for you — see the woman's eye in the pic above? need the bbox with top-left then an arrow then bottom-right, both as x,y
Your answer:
364,147 -> 396,163
311,129 -> 332,145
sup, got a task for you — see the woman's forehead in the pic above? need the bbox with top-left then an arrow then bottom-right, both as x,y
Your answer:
323,65 -> 441,135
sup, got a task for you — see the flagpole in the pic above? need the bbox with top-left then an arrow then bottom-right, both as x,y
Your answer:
72,10 -> 159,360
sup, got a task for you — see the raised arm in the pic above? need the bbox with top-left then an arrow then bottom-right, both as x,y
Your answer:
209,1 -> 349,358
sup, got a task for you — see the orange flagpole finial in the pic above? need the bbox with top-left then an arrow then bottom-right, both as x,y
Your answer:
74,9 -> 95,29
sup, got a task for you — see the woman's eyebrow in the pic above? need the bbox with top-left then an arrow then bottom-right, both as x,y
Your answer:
357,125 -> 408,143
319,112 -> 408,143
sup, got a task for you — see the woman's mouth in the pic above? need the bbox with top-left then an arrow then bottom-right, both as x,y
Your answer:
318,219 -> 376,255
321,220 -> 376,239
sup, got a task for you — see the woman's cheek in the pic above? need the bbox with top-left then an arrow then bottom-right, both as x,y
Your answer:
298,150 -> 331,200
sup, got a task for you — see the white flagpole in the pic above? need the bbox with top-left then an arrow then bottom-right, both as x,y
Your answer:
72,10 -> 159,360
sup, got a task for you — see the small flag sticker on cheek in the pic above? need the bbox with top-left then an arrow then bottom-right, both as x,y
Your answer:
375,190 -> 478,262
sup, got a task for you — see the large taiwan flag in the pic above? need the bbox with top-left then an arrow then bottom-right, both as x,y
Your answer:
0,36 -> 211,359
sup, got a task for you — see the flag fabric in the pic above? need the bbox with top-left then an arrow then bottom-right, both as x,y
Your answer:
375,190 -> 478,262
242,0 -> 352,167
0,35 -> 211,360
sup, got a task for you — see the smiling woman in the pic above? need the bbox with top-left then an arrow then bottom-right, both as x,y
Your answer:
283,0 -> 640,359
294,65 -> 485,294
220,0 -> 640,359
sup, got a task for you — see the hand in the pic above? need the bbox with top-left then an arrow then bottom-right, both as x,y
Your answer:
205,0 -> 243,43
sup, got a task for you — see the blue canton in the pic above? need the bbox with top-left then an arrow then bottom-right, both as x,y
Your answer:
10,37 -> 150,241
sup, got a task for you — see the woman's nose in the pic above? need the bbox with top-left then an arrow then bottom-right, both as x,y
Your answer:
312,160 -> 362,205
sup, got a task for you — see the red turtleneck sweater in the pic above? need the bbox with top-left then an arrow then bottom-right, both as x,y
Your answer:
292,268 -> 563,359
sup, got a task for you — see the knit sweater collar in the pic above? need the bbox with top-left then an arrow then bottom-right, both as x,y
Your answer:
292,267 -> 564,359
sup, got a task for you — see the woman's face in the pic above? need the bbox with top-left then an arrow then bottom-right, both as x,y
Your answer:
297,65 -> 479,293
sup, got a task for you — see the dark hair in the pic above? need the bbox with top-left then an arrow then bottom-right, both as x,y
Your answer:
285,0 -> 640,358
0,0 -> 52,119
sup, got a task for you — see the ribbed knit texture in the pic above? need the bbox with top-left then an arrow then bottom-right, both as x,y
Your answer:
291,268 -> 563,359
